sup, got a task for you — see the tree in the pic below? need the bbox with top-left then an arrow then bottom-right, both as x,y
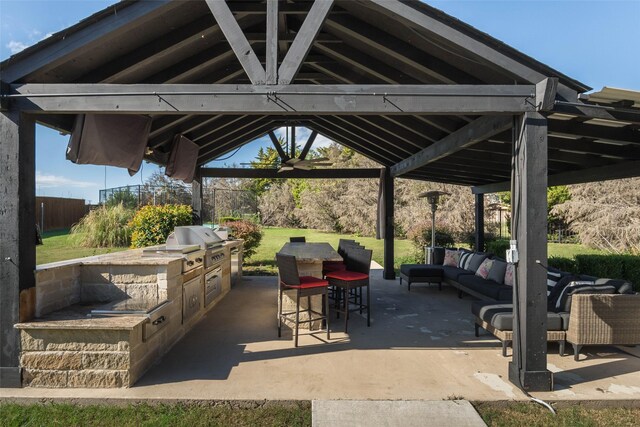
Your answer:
552,178 -> 640,254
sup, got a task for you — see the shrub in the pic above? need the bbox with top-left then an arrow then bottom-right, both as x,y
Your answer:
218,216 -> 241,224
223,219 -> 263,259
486,239 -> 510,259
129,204 -> 192,248
71,203 -> 134,248
548,257 -> 578,274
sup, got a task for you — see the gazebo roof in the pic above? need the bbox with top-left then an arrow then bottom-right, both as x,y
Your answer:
2,0 -> 638,188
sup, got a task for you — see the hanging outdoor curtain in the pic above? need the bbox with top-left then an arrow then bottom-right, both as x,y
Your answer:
66,114 -> 151,176
165,135 -> 200,183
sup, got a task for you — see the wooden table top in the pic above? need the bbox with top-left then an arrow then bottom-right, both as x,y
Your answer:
278,242 -> 342,262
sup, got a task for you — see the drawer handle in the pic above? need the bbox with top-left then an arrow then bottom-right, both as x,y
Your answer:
196,257 -> 203,263
187,260 -> 194,266
152,316 -> 166,326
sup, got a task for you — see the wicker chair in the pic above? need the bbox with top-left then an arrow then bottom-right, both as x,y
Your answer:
566,294 -> 640,361
276,253 -> 330,347
325,248 -> 373,332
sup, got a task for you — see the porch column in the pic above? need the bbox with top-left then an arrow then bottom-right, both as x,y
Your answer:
508,112 -> 552,391
383,166 -> 395,279
474,193 -> 485,251
0,110 -> 36,387
191,167 -> 203,225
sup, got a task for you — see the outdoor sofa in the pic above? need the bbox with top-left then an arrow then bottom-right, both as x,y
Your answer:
400,249 -> 640,360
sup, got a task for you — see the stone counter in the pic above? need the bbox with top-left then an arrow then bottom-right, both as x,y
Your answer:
17,243 -> 242,388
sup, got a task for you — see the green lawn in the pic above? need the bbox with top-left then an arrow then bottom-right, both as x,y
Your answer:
3,402 -> 639,427
36,227 -> 606,272
37,229 -> 127,265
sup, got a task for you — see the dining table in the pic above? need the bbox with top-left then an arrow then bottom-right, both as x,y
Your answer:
276,242 -> 342,330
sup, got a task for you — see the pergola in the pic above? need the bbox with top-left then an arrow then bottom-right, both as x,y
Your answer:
1,0 -> 639,391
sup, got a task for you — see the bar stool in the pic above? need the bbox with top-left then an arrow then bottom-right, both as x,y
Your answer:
276,253 -> 330,347
325,248 -> 372,333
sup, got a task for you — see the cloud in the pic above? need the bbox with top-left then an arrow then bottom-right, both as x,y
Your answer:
36,171 -> 95,188
7,40 -> 28,54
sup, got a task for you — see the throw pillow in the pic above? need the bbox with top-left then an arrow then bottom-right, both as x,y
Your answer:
475,258 -> 494,279
487,259 -> 507,284
556,283 -> 616,312
547,268 -> 563,296
504,264 -> 515,286
443,249 -> 459,267
458,250 -> 473,269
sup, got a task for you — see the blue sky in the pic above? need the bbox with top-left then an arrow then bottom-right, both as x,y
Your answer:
1,0 -> 639,203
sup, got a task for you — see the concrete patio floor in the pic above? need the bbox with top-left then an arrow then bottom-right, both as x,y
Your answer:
4,266 -> 640,402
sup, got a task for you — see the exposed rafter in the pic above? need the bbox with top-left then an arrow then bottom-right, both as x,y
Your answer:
391,116 -> 513,177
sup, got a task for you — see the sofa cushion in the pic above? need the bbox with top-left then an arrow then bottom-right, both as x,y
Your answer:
475,258 -> 494,279
595,278 -> 635,294
400,264 -> 443,279
547,274 -> 582,311
467,252 -> 490,272
487,259 -> 507,285
472,301 -> 564,331
443,249 -> 459,267
496,286 -> 513,301
458,275 -> 503,300
556,283 -> 617,313
442,265 -> 474,281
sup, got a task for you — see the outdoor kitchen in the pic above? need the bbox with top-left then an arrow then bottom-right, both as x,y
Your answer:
15,226 -> 243,388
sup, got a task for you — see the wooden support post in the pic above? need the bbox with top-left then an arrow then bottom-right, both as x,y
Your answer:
265,0 -> 279,85
475,193 -> 485,251
191,167 -> 203,225
0,111 -> 36,388
382,167 -> 395,280
508,112 -> 553,392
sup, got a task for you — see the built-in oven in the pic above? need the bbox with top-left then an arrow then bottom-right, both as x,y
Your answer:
204,266 -> 222,307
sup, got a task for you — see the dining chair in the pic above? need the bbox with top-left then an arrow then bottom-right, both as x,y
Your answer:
276,253 -> 330,347
289,236 -> 306,243
325,248 -> 373,333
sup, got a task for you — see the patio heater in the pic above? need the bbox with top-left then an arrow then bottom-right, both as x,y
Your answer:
419,190 -> 450,263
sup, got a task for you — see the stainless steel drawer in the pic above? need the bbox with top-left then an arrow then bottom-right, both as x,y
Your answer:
143,301 -> 172,342
204,267 -> 222,307
182,275 -> 202,323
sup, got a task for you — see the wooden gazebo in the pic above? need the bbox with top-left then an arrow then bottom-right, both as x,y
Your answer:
2,0 -> 639,391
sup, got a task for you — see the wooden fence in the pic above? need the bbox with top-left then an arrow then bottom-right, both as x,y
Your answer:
36,196 -> 89,231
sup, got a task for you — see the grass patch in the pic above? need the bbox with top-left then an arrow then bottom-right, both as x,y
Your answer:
474,402 -> 640,427
548,243 -> 605,259
37,231 -> 127,265
0,402 -> 311,427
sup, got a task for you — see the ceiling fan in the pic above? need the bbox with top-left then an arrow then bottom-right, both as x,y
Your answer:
245,127 -> 333,172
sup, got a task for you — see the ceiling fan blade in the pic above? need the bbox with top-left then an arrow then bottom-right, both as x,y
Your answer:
307,157 -> 330,162
294,164 -> 313,170
309,163 -> 333,167
278,165 -> 294,173
285,158 -> 302,165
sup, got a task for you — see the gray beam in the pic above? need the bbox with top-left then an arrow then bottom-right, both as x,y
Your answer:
191,167 -> 203,225
1,112 -> 36,387
269,131 -> 289,161
508,112 -> 553,391
278,0 -> 334,84
0,1 -> 175,83
200,168 -> 382,179
474,194 -> 485,251
382,167 -> 395,280
206,0 -> 266,84
265,0 -> 279,84
298,131 -> 318,160
11,83 -> 538,114
552,102 -> 640,126
549,120 -> 640,145
198,120 -> 276,163
391,116 -> 512,177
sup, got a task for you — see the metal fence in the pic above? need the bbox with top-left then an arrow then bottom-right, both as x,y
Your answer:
99,185 -> 258,223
